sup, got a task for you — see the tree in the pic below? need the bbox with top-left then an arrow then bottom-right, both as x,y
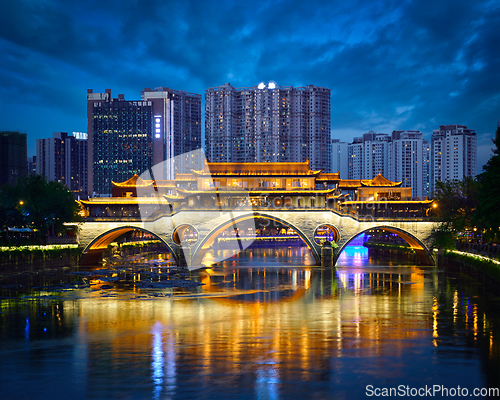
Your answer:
477,124 -> 500,242
1,175 -> 81,241
432,176 -> 480,248
0,185 -> 26,230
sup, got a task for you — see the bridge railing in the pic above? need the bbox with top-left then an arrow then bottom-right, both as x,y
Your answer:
82,206 -> 437,222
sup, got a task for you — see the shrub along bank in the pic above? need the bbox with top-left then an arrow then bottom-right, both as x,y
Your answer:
0,244 -> 80,264
441,250 -> 500,283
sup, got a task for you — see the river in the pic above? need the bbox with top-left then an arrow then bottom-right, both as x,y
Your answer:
1,242 -> 500,399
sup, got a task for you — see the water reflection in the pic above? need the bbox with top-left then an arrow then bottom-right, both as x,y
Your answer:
0,246 -> 500,398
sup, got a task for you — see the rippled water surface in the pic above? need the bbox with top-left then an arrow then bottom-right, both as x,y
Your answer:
1,245 -> 500,399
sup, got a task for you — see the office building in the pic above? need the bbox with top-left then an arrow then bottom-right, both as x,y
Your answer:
87,88 -> 201,196
205,82 -> 331,171
0,131 -> 27,186
36,132 -> 88,192
430,124 -> 476,194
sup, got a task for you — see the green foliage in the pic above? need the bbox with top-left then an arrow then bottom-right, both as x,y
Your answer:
477,124 -> 500,241
364,242 -> 415,253
431,176 -> 480,248
433,176 -> 480,230
430,124 -> 500,247
444,250 -> 500,282
0,175 -> 81,240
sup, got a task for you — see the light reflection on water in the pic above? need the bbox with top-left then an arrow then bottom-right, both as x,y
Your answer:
0,244 -> 500,399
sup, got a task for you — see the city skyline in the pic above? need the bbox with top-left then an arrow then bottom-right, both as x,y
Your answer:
1,0 -> 499,174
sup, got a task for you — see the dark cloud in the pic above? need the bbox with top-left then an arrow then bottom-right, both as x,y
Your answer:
0,0 -> 498,170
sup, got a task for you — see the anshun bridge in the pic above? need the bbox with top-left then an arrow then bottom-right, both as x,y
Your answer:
77,161 -> 437,268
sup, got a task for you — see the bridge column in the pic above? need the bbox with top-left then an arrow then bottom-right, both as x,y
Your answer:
321,242 -> 334,267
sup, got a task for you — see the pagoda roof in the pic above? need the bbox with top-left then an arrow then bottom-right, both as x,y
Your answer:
360,171 -> 402,187
337,171 -> 402,189
337,179 -> 363,188
111,172 -> 152,188
316,172 -> 341,182
191,161 -> 322,177
112,172 -> 178,188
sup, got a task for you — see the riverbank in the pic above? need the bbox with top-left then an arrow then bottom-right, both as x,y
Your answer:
440,250 -> 500,283
0,244 -> 80,265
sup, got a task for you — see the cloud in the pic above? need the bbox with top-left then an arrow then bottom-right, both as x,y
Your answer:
0,0 -> 498,172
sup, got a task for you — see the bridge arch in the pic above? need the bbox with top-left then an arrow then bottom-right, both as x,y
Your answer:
337,225 -> 434,266
191,212 -> 320,267
80,226 -> 178,265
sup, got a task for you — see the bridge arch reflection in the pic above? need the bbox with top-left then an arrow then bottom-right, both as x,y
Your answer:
338,225 -> 434,266
80,226 -> 177,265
191,212 -> 321,267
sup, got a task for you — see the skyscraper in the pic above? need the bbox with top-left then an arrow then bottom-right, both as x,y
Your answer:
430,124 -> 477,194
87,88 -> 201,196
205,82 -> 331,171
141,87 -> 202,179
0,131 -> 27,186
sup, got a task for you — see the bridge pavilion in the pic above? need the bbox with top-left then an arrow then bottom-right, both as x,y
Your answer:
78,161 -> 433,218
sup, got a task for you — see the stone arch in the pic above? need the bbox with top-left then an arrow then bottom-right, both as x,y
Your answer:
191,212 -> 320,267
336,225 -> 434,266
313,223 -> 340,244
80,226 -> 178,265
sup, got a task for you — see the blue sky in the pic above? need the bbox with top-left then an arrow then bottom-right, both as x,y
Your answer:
1,0 -> 499,173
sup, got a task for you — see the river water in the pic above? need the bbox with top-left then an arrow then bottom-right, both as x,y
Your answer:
1,243 -> 500,399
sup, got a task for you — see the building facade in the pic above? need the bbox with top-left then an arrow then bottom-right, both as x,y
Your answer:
36,132 -> 88,192
341,130 -> 430,199
389,130 -> 429,199
0,131 -> 27,186
331,139 -> 348,178
87,88 -> 201,196
205,82 -> 331,172
430,124 -> 477,194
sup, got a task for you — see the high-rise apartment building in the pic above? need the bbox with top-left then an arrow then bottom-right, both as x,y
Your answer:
341,130 -> 430,199
205,82 -> 331,171
87,88 -> 201,196
27,156 -> 36,176
331,139 -> 348,178
348,137 -> 364,179
0,131 -> 27,186
362,131 -> 391,179
36,132 -> 88,192
348,132 -> 391,179
430,124 -> 476,194
389,130 -> 429,199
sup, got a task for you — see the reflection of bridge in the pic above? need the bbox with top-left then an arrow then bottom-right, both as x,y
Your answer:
78,209 -> 437,267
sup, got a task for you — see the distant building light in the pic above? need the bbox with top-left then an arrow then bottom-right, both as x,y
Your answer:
268,82 -> 276,89
155,134 -> 160,138
258,82 -> 265,89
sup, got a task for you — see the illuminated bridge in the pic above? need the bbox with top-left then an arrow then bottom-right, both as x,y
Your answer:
77,161 -> 437,268
77,208 -> 437,268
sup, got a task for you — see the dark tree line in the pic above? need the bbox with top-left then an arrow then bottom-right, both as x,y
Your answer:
0,175 -> 81,243
433,124 -> 500,247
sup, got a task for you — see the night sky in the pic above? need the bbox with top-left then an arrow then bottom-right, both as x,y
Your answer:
1,0 -> 499,173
